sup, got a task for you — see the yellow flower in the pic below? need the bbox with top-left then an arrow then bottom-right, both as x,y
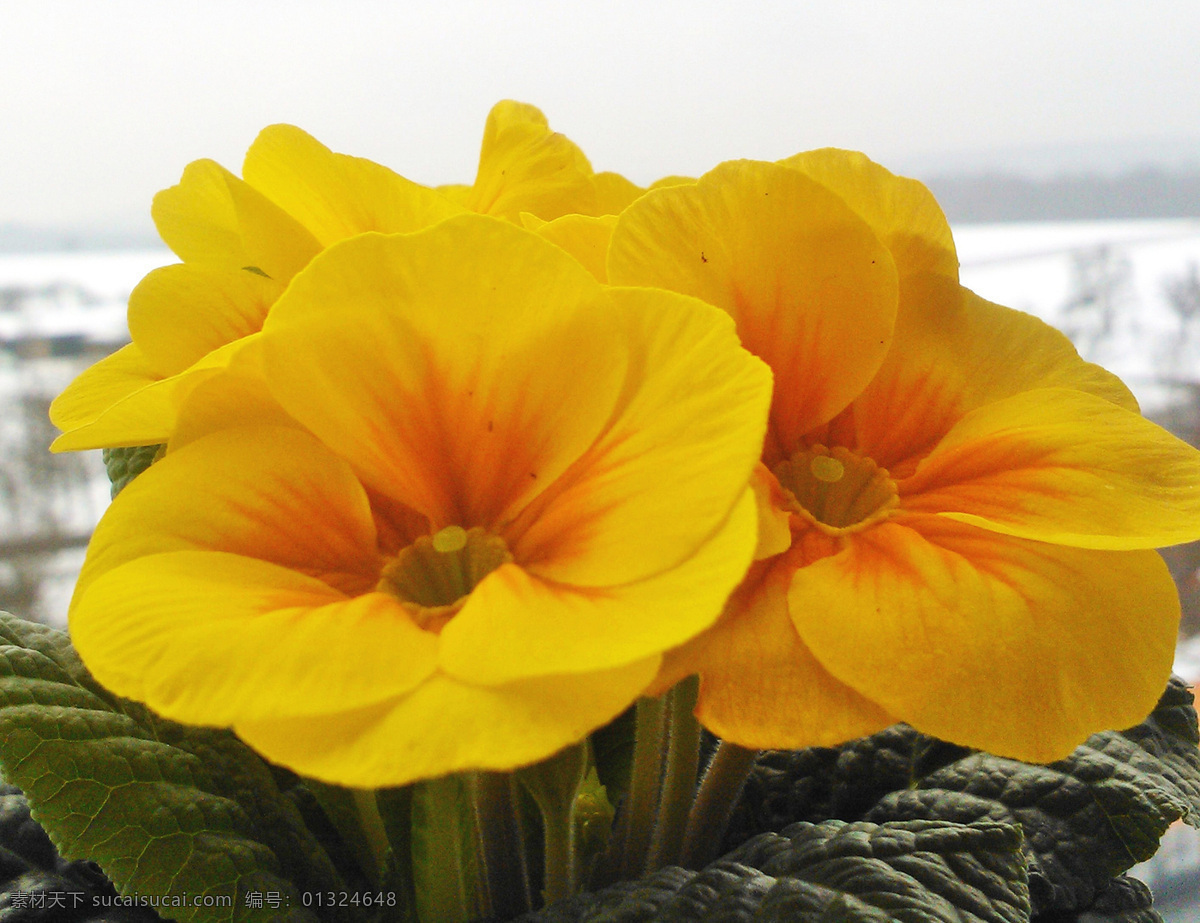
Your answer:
68,216 -> 772,787
50,101 -> 634,452
607,153 -> 1200,762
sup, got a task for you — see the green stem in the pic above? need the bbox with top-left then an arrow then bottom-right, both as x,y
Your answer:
540,790 -> 576,904
648,676 -> 701,871
409,775 -> 486,923
374,787 -> 419,923
679,741 -> 758,870
613,695 -> 668,881
352,788 -> 391,881
469,772 -> 532,920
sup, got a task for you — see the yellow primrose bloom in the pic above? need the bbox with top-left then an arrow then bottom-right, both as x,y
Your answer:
68,216 -> 772,787
608,153 -> 1200,762
437,99 -> 640,221
50,100 -> 632,452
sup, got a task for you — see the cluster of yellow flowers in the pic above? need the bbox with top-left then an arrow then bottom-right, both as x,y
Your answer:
54,101 -> 1200,788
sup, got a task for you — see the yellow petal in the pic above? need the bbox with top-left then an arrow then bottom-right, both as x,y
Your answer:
49,338 -> 247,451
527,213 -> 617,282
152,159 -> 321,282
648,175 -> 696,190
76,424 -> 382,602
779,148 -> 958,281
608,159 -> 898,457
242,124 -> 465,246
127,263 -> 282,378
438,490 -> 758,683
789,516 -> 1179,761
234,658 -> 659,788
167,341 -> 297,451
841,276 -> 1140,470
260,218 -> 622,529
506,287 -> 770,587
467,100 -> 598,221
72,552 -> 438,724
901,387 -> 1200,549
749,464 -> 793,560
49,343 -> 159,449
436,183 -> 472,206
663,557 -> 896,748
593,171 -> 645,214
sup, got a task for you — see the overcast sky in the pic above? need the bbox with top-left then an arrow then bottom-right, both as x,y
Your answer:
2,1 -> 1198,232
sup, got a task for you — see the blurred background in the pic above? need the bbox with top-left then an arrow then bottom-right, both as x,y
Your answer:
2,1 -> 1199,914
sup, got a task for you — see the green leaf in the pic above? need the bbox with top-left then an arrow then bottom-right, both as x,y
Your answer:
522,819 -> 1029,923
0,780 -> 168,922
102,444 -> 164,497
724,726 -> 970,853
1032,876 -> 1161,923
0,611 -> 339,923
867,679 -> 1200,916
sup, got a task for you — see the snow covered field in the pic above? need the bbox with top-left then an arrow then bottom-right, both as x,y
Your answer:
956,218 -> 1200,411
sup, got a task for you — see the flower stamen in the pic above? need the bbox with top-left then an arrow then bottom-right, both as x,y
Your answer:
378,526 -> 512,632
774,444 -> 899,535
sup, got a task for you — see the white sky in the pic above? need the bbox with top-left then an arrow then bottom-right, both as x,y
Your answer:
2,1 -> 1198,230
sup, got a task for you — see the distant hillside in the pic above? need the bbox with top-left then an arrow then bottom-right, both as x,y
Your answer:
5,165 -> 1200,250
923,168 -> 1200,223
0,223 -> 160,253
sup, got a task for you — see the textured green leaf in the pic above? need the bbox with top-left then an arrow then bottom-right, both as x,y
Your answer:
724,727 -> 970,854
0,611 -> 333,923
523,819 -> 1029,923
0,781 -> 164,922
1032,875 -> 1161,923
867,679 -> 1200,916
102,444 -> 164,497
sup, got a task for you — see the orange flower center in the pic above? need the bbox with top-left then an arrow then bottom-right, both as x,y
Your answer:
773,444 -> 899,535
377,525 -> 513,632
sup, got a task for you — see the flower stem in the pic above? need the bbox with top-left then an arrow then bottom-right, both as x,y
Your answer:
648,676 -> 701,871
610,695 -> 667,882
469,772 -> 532,920
541,793 -> 576,904
679,741 -> 758,870
352,788 -> 391,880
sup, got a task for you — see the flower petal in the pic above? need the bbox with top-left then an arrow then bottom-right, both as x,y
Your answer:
76,424 -> 381,603
789,515 -> 1179,761
901,387 -> 1200,549
234,658 -> 659,787
749,464 -> 793,560
127,263 -> 282,378
49,343 -> 159,449
663,557 -> 897,748
72,551 -> 438,724
166,342 -> 297,451
49,338 -> 248,451
608,159 -> 898,457
838,276 -> 1140,470
241,124 -> 465,246
779,148 -> 958,281
438,489 -> 757,683
152,159 -> 321,282
505,287 -> 770,586
593,171 -> 644,214
261,218 -> 625,530
466,100 -> 598,221
526,213 -> 617,282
